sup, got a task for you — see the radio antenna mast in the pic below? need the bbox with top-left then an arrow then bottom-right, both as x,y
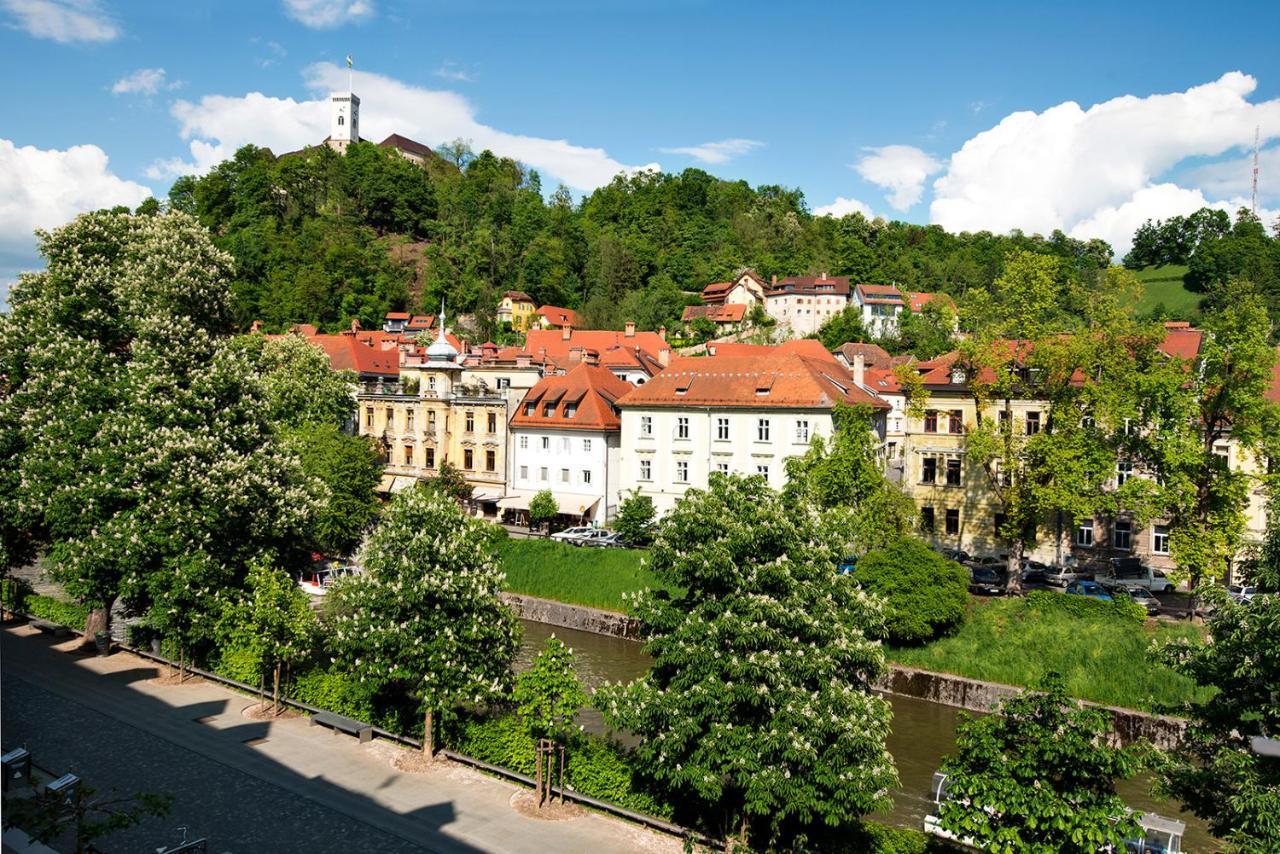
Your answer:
1252,124 -> 1260,216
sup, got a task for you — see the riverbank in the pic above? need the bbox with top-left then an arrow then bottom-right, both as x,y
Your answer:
497,538 -> 675,611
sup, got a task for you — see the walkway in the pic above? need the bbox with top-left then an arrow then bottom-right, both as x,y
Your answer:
1,626 -> 677,854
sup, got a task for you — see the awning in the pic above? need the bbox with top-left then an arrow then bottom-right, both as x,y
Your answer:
496,492 -> 601,517
389,476 -> 417,493
375,474 -> 397,494
471,489 -> 503,503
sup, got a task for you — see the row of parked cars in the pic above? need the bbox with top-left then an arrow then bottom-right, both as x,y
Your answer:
548,526 -> 630,548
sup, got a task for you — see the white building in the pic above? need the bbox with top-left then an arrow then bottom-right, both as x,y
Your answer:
852,284 -> 957,337
701,269 -> 767,307
616,340 -> 889,515
327,91 -> 360,152
501,363 -> 633,524
764,274 -> 852,337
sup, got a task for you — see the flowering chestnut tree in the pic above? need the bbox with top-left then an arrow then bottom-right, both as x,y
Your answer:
597,473 -> 898,849
329,488 -> 519,759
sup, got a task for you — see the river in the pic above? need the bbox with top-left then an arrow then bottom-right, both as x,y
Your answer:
518,619 -> 1218,851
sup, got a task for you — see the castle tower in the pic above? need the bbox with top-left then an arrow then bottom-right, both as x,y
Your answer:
328,91 -> 360,151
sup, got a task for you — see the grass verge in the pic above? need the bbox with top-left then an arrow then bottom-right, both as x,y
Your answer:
888,594 -> 1211,713
496,538 -> 675,612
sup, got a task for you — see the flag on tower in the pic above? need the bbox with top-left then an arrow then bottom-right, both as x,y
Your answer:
346,55 -> 353,68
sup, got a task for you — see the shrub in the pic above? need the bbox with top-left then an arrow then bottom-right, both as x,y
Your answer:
24,594 -> 89,631
1,576 -> 33,613
291,667 -> 379,724
213,643 -> 264,686
1026,589 -> 1145,623
856,538 -> 969,644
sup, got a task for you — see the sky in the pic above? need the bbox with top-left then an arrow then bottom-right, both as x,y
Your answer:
3,0 -> 1280,299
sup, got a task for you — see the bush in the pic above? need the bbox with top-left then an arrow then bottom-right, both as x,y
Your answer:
1026,589 -> 1145,623
291,667 -> 379,723
856,538 -> 969,644
1,576 -> 33,613
24,594 -> 89,631
212,643 -> 264,685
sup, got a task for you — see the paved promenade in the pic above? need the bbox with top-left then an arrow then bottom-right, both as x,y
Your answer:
0,626 -> 677,854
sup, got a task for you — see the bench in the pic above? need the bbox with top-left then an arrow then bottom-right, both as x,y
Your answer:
309,710 -> 373,743
30,619 -> 71,638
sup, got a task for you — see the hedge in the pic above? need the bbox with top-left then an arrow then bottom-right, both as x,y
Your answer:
24,594 -> 89,632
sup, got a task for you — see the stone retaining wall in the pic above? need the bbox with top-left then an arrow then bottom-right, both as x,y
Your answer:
500,592 -> 641,640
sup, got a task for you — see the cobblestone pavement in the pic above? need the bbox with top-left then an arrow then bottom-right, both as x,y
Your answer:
1,626 -> 678,854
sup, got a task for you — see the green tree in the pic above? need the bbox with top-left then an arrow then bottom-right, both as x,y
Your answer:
424,459 -> 472,504
597,474 -> 897,849
855,538 -> 969,644
613,491 -> 657,547
286,424 -> 382,555
815,305 -> 871,350
241,558 -> 318,714
329,488 -> 519,759
938,674 -> 1142,852
529,489 -> 558,532
513,635 -> 588,742
238,333 -> 357,429
1153,588 -> 1280,848
1,782 -> 172,854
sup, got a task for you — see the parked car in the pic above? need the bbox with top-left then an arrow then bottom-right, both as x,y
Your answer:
1228,584 -> 1258,604
969,567 -> 1006,596
1044,561 -> 1087,587
1066,579 -> 1113,601
968,555 -> 1007,571
836,556 -> 858,576
940,548 -> 970,564
550,526 -> 595,543
584,531 -> 626,549
1103,583 -> 1160,616
1100,557 -> 1176,593
1020,560 -> 1050,584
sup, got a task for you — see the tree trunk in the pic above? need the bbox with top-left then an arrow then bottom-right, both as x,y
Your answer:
422,708 -> 434,761
83,603 -> 111,650
1006,538 -> 1024,595
272,662 -> 281,716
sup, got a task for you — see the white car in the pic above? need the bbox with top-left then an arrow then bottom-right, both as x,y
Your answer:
550,526 -> 595,543
1228,584 -> 1257,604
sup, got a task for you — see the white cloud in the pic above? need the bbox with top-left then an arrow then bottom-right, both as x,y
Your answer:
2,0 -> 117,42
659,138 -> 764,165
930,71 -> 1280,255
813,196 -> 873,218
434,61 -> 473,83
282,0 -> 373,28
855,144 -> 943,211
1180,145 -> 1280,202
111,67 -> 181,96
149,63 -> 659,192
0,139 -> 152,297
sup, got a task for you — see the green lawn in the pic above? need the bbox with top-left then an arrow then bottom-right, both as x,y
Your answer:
888,595 -> 1211,713
496,538 -> 675,612
1131,264 -> 1202,319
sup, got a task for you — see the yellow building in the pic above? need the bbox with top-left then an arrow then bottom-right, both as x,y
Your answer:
497,290 -> 536,332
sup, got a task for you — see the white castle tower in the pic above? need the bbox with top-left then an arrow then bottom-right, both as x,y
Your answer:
328,91 -> 360,151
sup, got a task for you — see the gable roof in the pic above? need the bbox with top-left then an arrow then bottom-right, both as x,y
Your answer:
525,328 -> 669,366
708,338 -> 837,362
682,303 -> 747,323
700,281 -> 735,303
378,133 -> 436,161
854,283 -> 904,305
502,290 -> 534,303
768,275 -> 852,297
535,305 -> 581,327
385,311 -> 410,321
511,363 -> 634,432
277,331 -> 400,377
906,291 -> 955,313
836,342 -> 894,370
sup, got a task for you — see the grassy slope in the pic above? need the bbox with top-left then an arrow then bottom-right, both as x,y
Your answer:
1131,264 -> 1202,318
888,596 -> 1211,713
496,538 -> 674,612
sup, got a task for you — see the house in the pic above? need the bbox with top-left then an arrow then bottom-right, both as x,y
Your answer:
616,343 -> 889,514
852,285 -> 957,337
764,274 -> 852,337
681,302 -> 747,332
383,312 -> 410,334
701,269 -> 767,307
834,342 -> 894,373
500,363 -> 632,525
532,305 -> 581,329
497,291 -> 537,331
404,314 -> 435,337
524,323 -> 671,385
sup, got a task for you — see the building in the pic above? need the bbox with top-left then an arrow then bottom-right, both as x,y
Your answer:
501,363 -> 632,525
681,302 -> 747,332
497,291 -> 537,331
616,341 -> 889,514
852,284 -> 956,337
524,323 -> 671,385
833,341 -> 895,373
531,305 -> 581,329
701,270 -> 767,307
764,274 -> 852,337
326,90 -> 360,153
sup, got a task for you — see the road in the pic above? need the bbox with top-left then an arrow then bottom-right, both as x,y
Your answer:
0,625 -> 676,854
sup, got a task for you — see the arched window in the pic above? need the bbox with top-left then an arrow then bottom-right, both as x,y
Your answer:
338,115 -> 345,126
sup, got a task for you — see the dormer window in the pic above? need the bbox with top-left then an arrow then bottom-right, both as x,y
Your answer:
564,404 -> 577,417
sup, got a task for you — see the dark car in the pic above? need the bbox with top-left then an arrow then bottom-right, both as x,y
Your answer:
1066,579 -> 1113,601
940,548 -> 970,564
836,556 -> 858,576
969,566 -> 1006,595
1104,584 -> 1160,616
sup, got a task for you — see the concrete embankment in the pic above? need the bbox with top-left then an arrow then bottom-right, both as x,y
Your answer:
500,592 -> 641,640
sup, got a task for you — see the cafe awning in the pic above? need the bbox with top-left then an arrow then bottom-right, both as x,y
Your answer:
375,474 -> 397,494
497,492 -> 601,517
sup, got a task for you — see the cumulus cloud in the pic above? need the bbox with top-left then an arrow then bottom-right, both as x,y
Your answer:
2,0 -> 117,42
929,71 -> 1280,254
149,63 -> 659,192
1180,145 -> 1280,203
659,138 -> 764,165
111,67 -> 181,96
812,196 -> 873,218
282,0 -> 373,28
0,139 -> 152,299
855,145 -> 943,211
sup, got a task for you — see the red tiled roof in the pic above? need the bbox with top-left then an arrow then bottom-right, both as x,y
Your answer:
535,305 -> 581,327
284,332 -> 400,377
864,367 -> 903,394
378,133 -> 436,161
511,363 -> 633,432
854,283 -> 904,305
701,281 -> 734,303
708,338 -> 837,363
525,328 -> 669,366
618,347 -> 887,410
768,275 -> 852,297
406,314 -> 434,329
836,342 -> 894,370
385,312 -> 410,320
682,303 -> 747,323
906,291 -> 955,313
1157,323 -> 1204,360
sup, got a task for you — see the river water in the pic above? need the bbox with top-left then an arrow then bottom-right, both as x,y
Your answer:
518,619 -> 1218,851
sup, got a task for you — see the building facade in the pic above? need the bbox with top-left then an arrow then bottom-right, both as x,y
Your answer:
764,274 -> 852,337
497,291 -> 537,331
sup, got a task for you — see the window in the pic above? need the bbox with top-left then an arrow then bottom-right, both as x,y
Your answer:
519,435 -> 528,449
428,376 -> 437,391
949,410 -> 963,434
385,406 -> 393,425
1075,519 -> 1095,547
465,411 -> 475,432
945,458 -> 962,486
427,410 -> 436,429
757,418 -> 771,442
1213,443 -> 1229,462
582,469 -> 592,485
994,512 -> 1006,538
676,460 -> 689,483
677,417 -> 690,440
488,412 -> 497,433
641,416 -> 653,437
561,468 -> 570,483
544,404 -> 555,417
486,450 -> 496,472
921,457 -> 938,484
1080,415 -> 1095,430
520,465 -> 528,480
920,506 -> 935,532
403,445 -> 414,465
1116,461 -> 1133,486
998,409 -> 1011,430
1152,525 -> 1170,555
338,114 -> 345,126
425,447 -> 435,468
716,417 -> 730,441
497,377 -> 511,390
541,436 -> 550,450
564,404 -> 577,418
560,437 -> 570,452
639,459 -> 652,480
406,410 -> 415,431
945,509 -> 960,536
539,466 -> 549,482
1113,519 -> 1132,550
464,449 -> 474,469
924,410 -> 939,433
715,462 -> 730,474
1025,411 -> 1041,435
365,407 -> 373,427
756,464 -> 770,478
525,404 -> 536,416
795,419 -> 810,443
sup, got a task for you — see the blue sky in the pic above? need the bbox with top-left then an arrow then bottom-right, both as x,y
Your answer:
3,0 -> 1280,291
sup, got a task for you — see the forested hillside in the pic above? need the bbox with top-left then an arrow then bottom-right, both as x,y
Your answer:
164,139 -> 1277,339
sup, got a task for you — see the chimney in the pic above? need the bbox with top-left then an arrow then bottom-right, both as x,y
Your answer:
562,324 -> 572,341
853,353 -> 865,388
624,320 -> 636,338
658,325 -> 667,341
821,271 -> 828,280
350,318 -> 362,333
658,348 -> 671,368
568,346 -> 584,364
771,274 -> 777,285
516,353 -> 531,368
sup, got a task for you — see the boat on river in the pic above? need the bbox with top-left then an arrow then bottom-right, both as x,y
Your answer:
298,563 -> 361,596
923,771 -> 1186,853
